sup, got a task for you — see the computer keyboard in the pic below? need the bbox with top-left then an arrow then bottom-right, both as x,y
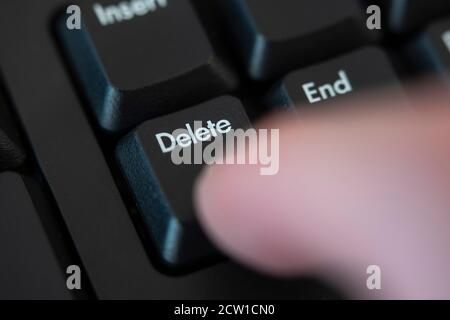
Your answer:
416,18 -> 450,79
58,0 -> 238,133
116,96 -> 251,268
0,0 -> 450,299
0,90 -> 25,171
0,172 -> 71,299
267,46 -> 406,109
0,130 -> 24,171
386,0 -> 450,34
215,0 -> 375,80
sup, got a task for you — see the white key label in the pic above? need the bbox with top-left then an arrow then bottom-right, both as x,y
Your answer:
156,120 -> 232,153
302,70 -> 353,103
93,0 -> 168,26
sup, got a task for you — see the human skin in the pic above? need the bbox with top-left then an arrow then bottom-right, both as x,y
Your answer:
195,87 -> 450,299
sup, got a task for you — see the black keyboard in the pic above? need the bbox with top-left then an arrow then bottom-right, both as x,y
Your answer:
1,0 -> 450,299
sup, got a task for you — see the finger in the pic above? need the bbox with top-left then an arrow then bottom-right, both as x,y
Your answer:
195,91 -> 450,299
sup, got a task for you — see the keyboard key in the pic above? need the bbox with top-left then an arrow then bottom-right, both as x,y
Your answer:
0,172 -> 71,299
267,47 -> 405,109
58,0 -> 238,133
0,128 -> 24,172
116,96 -> 251,268
216,0 -> 373,80
411,18 -> 450,80
385,0 -> 450,34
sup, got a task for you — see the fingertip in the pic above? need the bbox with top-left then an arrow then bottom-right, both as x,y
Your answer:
194,163 -> 310,275
194,165 -> 249,266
